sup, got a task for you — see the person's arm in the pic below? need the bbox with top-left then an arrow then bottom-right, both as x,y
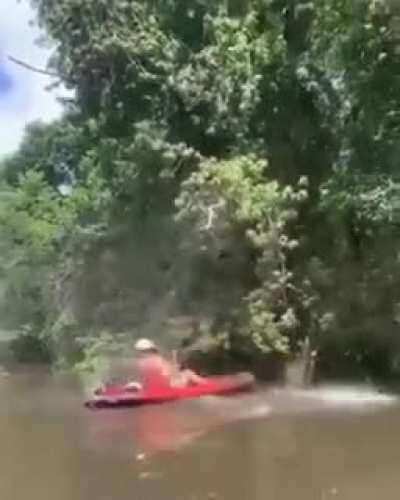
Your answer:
171,350 -> 181,370
159,355 -> 184,380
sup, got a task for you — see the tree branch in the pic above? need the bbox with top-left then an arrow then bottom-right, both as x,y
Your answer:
7,55 -> 67,80
200,200 -> 225,231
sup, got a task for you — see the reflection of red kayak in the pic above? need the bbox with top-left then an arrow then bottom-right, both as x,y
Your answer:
85,372 -> 255,409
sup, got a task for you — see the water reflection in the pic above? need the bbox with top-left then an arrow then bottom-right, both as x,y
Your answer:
83,382 -> 398,460
84,393 -> 272,457
2,372 -> 400,500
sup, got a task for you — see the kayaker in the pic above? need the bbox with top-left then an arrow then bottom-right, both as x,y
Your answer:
133,338 -> 205,390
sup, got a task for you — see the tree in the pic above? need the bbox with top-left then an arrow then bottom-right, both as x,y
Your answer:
1,0 -> 399,380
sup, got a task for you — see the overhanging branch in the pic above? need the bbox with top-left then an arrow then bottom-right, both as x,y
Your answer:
7,55 -> 68,81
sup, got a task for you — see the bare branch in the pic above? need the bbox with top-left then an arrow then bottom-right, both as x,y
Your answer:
7,55 -> 67,80
199,200 -> 225,231
205,206 -> 216,231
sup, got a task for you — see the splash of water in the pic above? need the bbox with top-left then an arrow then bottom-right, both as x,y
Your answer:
267,383 -> 398,414
304,385 -> 398,405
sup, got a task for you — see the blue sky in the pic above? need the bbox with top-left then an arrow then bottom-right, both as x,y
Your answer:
0,0 -> 67,158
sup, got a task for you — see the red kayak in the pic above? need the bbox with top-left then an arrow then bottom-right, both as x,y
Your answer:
85,372 -> 255,409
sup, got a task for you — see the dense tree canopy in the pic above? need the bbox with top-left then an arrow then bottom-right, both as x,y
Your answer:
1,0 -> 400,379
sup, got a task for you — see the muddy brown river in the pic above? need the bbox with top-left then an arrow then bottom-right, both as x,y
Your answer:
1,369 -> 400,500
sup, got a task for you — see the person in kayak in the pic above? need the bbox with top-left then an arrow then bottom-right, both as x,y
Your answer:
132,338 -> 205,390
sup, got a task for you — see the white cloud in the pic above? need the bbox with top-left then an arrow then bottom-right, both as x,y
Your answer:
0,0 -> 69,158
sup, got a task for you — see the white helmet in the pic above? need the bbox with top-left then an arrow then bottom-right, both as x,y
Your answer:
135,338 -> 157,352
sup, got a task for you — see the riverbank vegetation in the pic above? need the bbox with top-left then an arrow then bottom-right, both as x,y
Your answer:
1,0 -> 400,382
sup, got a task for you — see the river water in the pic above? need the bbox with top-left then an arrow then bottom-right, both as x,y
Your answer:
1,369 -> 400,500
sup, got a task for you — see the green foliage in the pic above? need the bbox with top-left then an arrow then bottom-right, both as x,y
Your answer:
1,119 -> 91,192
177,156 -> 308,355
1,0 -> 399,380
72,331 -> 131,374
9,325 -> 51,363
0,172 -> 67,331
